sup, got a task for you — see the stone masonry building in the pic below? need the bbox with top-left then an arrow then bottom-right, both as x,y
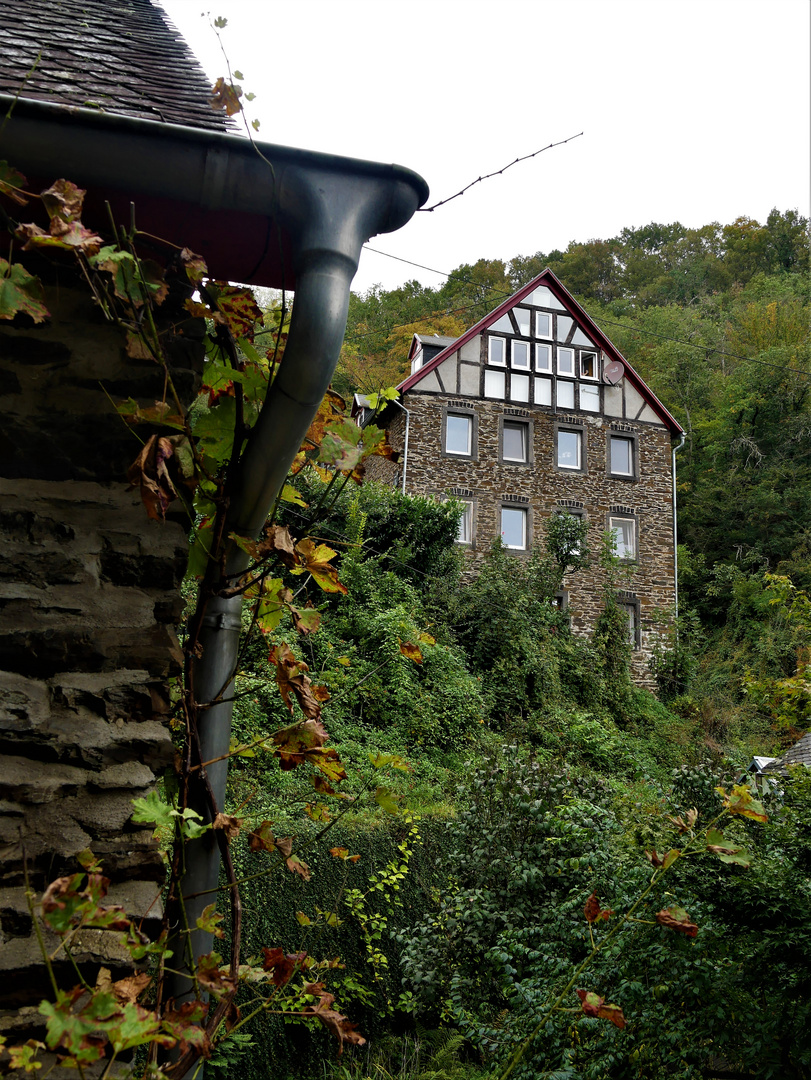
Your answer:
360,269 -> 685,684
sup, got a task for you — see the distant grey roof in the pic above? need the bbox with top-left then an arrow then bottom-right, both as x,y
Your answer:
762,732 -> 811,774
415,335 -> 458,348
0,0 -> 232,132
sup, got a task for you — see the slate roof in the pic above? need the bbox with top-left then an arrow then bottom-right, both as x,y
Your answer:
763,732 -> 811,773
0,0 -> 232,132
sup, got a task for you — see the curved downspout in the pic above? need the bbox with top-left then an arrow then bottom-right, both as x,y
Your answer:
168,170 -> 426,1035
390,397 -> 410,494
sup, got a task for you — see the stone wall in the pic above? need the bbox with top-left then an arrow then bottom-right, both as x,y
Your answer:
0,266 -> 203,1037
367,391 -> 676,686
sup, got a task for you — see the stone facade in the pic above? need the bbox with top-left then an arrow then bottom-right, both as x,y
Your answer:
364,272 -> 681,687
0,269 -> 203,1031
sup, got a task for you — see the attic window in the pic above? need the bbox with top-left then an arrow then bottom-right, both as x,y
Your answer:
535,344 -> 552,372
535,311 -> 552,338
488,337 -> 506,366
512,340 -> 530,370
514,307 -> 531,336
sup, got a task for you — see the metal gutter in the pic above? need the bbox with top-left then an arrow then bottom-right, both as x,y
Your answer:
1,94 -> 428,1059
672,433 -> 687,621
391,398 -> 411,494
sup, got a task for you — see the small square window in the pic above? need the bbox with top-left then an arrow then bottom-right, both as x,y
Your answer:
488,337 -> 506,366
536,311 -> 552,338
514,307 -> 531,336
503,420 -> 528,462
512,340 -> 530,369
609,515 -> 636,559
445,414 -> 472,456
501,506 -> 527,549
457,501 -> 473,544
535,343 -> 552,372
534,377 -> 552,406
484,369 -> 506,399
557,380 -> 575,410
579,383 -> 600,412
510,373 -> 530,402
557,429 -> 582,470
610,435 -> 634,476
558,347 -> 575,375
580,352 -> 598,379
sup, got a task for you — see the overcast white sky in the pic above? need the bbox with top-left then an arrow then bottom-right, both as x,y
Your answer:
161,0 -> 810,295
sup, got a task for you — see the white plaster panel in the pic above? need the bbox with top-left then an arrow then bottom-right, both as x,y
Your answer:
436,355 -> 458,393
459,336 -> 481,363
417,370 -> 441,393
459,363 -> 480,396
624,383 -> 645,418
638,404 -> 661,425
604,384 -> 623,416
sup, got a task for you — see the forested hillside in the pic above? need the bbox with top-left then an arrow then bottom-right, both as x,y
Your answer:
203,212 -> 811,1080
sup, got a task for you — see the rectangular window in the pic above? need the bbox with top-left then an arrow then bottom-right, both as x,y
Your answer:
558,347 -> 575,376
488,337 -> 506,366
610,435 -> 634,476
510,373 -> 530,402
514,307 -> 531,336
579,383 -> 600,412
557,429 -> 582,470
445,414 -> 472,456
534,377 -> 552,406
535,311 -> 552,338
503,420 -> 528,462
501,506 -> 527,549
484,369 -> 506,399
457,501 -> 473,544
580,351 -> 598,379
512,340 -> 530,369
557,380 -> 575,410
555,508 -> 584,555
535,343 -> 552,372
621,601 -> 640,649
609,515 -> 636,559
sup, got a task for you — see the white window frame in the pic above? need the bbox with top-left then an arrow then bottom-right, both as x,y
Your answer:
511,339 -> 531,370
501,506 -> 527,550
502,420 -> 529,463
513,307 -> 531,337
534,376 -> 552,406
535,343 -> 552,372
457,500 -> 473,545
484,369 -> 506,399
488,336 -> 506,366
510,373 -> 530,403
556,379 -> 576,410
579,382 -> 600,412
535,311 -> 553,339
609,435 -> 635,477
557,429 -> 582,471
609,515 -> 637,560
580,351 -> 599,380
558,347 -> 575,376
445,413 -> 473,456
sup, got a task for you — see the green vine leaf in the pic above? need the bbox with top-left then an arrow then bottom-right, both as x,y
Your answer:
0,258 -> 50,323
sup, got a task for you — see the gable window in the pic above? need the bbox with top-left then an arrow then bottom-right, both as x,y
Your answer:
488,337 -> 506,366
579,383 -> 600,412
557,429 -> 582,471
535,343 -> 552,372
558,347 -> 575,376
609,434 -> 636,478
457,500 -> 473,545
535,311 -> 552,338
514,307 -> 531,336
580,351 -> 599,379
510,373 -> 530,402
484,369 -> 506,399
503,420 -> 529,462
609,515 -> 636,559
501,506 -> 527,550
512,340 -> 530,369
445,413 -> 472,456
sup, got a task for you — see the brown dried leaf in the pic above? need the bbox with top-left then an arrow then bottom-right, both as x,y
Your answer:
301,991 -> 366,1052
212,813 -> 241,842
261,947 -> 307,986
584,892 -> 613,923
210,77 -> 243,116
655,905 -> 698,937
576,989 -> 626,1029
110,972 -> 151,1004
399,640 -> 423,664
127,434 -> 179,521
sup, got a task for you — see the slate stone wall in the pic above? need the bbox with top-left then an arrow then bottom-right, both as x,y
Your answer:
367,392 -> 677,686
0,270 -> 203,1035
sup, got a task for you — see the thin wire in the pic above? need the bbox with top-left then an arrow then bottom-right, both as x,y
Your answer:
417,132 -> 585,213
357,247 -> 811,378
